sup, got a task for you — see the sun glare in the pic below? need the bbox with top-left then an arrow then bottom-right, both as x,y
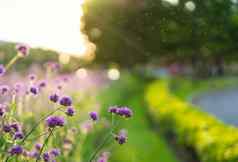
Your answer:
0,0 -> 95,59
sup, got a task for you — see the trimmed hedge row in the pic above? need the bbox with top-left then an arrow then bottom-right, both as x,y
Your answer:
146,80 -> 238,162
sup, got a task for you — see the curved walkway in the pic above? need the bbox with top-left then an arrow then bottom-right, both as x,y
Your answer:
193,88 -> 238,126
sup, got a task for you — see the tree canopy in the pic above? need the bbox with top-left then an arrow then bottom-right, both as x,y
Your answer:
83,0 -> 238,66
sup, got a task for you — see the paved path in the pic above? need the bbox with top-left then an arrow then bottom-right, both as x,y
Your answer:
193,88 -> 238,126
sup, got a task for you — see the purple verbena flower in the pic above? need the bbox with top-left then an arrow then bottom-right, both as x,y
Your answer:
0,105 -> 6,117
14,131 -> 24,140
0,85 -> 10,95
10,122 -> 21,132
65,107 -> 75,116
97,152 -> 110,162
43,152 -> 50,162
50,148 -> 60,157
35,143 -> 42,151
97,157 -> 107,162
14,82 -> 24,94
3,125 -> 11,133
108,106 -> 118,114
0,64 -> 6,76
9,145 -> 23,155
89,112 -> 98,121
115,130 -> 127,145
46,116 -> 65,128
108,106 -> 133,118
59,96 -> 72,106
38,80 -> 47,88
29,150 -> 40,159
16,43 -> 30,57
29,74 -> 37,81
49,93 -> 59,103
30,86 -> 39,95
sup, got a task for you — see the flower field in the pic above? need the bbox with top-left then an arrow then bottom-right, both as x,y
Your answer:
0,45 -> 134,162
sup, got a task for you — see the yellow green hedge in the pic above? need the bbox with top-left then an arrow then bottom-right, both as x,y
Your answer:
146,80 -> 238,162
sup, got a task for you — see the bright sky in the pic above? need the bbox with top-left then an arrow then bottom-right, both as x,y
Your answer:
0,0 -> 92,56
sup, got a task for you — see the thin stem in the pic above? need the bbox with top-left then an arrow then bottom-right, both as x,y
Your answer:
36,128 -> 54,162
88,114 -> 115,162
5,55 -> 19,71
21,108 -> 60,144
27,131 -> 49,141
88,133 -> 112,162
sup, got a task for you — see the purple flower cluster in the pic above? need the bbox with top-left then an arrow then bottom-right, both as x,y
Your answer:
66,107 -> 75,116
59,96 -> 72,106
114,130 -> 127,145
89,112 -> 98,121
0,64 -> 6,76
46,116 -> 65,128
38,80 -> 47,88
30,86 -> 39,95
49,93 -> 59,103
29,74 -> 37,81
9,145 -> 23,155
14,131 -> 24,140
108,106 -> 133,118
0,85 -> 10,95
3,122 -> 24,141
0,104 -> 7,116
42,148 -> 60,162
97,152 -> 110,162
16,43 -> 30,57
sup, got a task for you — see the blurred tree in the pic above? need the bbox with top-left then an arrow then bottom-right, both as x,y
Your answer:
84,0 -> 238,69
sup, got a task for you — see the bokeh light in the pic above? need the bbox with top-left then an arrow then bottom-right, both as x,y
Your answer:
76,68 -> 88,79
107,68 -> 120,80
185,1 -> 196,12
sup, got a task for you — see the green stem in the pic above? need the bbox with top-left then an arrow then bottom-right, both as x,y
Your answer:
21,108 -> 60,144
36,128 -> 54,162
88,114 -> 115,162
88,133 -> 112,162
5,55 -> 20,71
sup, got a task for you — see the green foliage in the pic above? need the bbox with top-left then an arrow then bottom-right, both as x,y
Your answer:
83,0 -> 238,65
146,80 -> 238,162
0,42 -> 58,70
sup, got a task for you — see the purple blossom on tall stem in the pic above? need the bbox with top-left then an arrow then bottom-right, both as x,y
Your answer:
14,131 -> 24,140
29,74 -> 37,81
46,116 -> 65,128
0,85 -> 10,95
14,82 -> 24,94
0,64 -> 6,76
10,122 -> 21,132
43,152 -> 50,162
38,80 -> 47,88
89,112 -> 98,121
16,43 -> 30,57
9,145 -> 23,155
49,93 -> 59,103
0,105 -> 6,117
35,143 -> 43,151
114,130 -> 127,145
108,106 -> 133,118
59,96 -> 72,106
50,148 -> 60,157
3,125 -> 11,133
65,107 -> 75,116
30,86 -> 39,95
